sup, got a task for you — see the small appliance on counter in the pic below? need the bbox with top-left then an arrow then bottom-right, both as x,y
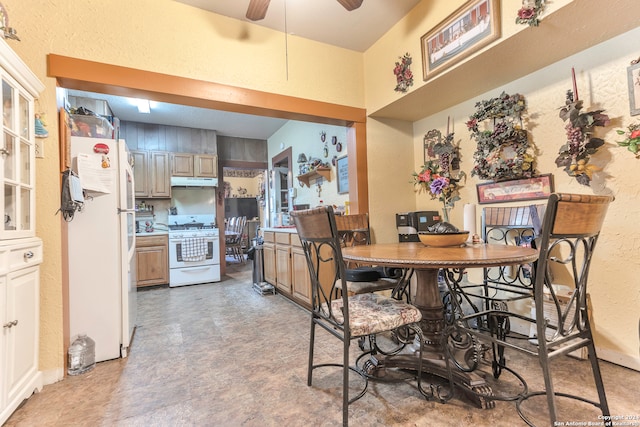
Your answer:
396,211 -> 440,242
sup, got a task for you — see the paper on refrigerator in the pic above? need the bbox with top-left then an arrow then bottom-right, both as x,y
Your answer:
77,152 -> 114,194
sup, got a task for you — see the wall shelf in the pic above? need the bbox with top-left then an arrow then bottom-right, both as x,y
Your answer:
297,167 -> 331,188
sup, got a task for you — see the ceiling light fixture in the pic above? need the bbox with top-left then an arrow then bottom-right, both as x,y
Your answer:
137,99 -> 150,114
336,0 -> 364,11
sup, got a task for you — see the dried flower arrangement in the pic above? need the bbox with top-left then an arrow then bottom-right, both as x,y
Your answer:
515,0 -> 545,27
393,53 -> 413,93
616,122 -> 640,158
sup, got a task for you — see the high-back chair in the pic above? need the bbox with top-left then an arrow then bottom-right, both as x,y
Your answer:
443,193 -> 613,425
225,216 -> 247,262
333,213 -> 412,300
447,203 -> 546,376
291,206 -> 428,427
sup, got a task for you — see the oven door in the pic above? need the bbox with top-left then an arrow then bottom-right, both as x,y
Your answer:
169,236 -> 215,268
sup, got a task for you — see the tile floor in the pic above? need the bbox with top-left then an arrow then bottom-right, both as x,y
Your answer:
5,260 -> 639,426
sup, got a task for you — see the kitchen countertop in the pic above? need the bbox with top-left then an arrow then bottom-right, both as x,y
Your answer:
262,226 -> 297,233
136,231 -> 168,237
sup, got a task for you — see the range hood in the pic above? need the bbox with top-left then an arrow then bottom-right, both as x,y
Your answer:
170,177 -> 218,187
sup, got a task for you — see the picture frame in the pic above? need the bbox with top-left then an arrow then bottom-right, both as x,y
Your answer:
420,0 -> 501,81
336,155 -> 349,194
627,59 -> 640,116
476,174 -> 554,204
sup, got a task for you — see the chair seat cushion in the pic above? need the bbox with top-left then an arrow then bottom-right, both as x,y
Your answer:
324,293 -> 422,337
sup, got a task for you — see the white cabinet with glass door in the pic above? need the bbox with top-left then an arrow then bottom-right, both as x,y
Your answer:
0,37 -> 44,426
1,42 -> 41,240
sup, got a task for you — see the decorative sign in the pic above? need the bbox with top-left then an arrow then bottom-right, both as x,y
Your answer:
336,155 -> 349,194
476,174 -> 553,204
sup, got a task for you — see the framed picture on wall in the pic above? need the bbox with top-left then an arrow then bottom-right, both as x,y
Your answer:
336,155 -> 349,194
627,59 -> 640,116
420,0 -> 500,81
476,174 -> 554,204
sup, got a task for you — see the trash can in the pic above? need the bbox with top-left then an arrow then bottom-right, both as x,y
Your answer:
248,244 -> 275,295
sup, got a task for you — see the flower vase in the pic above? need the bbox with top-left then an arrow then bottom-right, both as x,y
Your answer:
441,206 -> 451,223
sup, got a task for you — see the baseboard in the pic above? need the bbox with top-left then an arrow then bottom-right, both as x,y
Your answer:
41,367 -> 65,386
596,347 -> 640,372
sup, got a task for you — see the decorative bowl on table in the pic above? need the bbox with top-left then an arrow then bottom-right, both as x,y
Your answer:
418,231 -> 469,247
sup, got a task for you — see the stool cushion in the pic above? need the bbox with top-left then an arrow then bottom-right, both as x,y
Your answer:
344,267 -> 380,282
324,293 -> 422,337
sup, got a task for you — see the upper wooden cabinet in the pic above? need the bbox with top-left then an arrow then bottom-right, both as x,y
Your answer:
171,153 -> 217,178
131,151 -> 149,198
132,150 -> 171,198
171,153 -> 194,177
195,154 -> 218,178
150,151 -> 171,197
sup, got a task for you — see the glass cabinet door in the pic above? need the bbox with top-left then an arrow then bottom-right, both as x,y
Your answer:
1,72 -> 35,238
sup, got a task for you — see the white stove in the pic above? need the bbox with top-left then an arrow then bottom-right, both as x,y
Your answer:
167,214 -> 220,287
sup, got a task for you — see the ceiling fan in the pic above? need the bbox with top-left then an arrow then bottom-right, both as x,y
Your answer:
246,0 -> 364,21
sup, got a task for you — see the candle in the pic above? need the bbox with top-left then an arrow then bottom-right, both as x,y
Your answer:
446,116 -> 450,135
463,203 -> 477,242
571,67 -> 579,101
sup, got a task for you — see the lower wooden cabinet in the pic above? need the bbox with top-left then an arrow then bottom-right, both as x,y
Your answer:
263,230 -> 313,308
263,232 -> 277,285
291,234 -> 311,306
275,232 -> 292,294
135,235 -> 168,287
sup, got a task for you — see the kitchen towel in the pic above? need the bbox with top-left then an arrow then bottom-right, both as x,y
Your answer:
181,237 -> 208,262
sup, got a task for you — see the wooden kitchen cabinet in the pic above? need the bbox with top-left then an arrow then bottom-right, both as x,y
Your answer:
131,150 -> 149,197
171,153 -> 194,177
132,150 -> 170,198
135,235 -> 169,287
262,231 -> 277,287
291,234 -> 311,306
171,153 -> 218,178
194,154 -> 217,178
150,151 -> 171,197
261,230 -> 323,308
275,232 -> 292,294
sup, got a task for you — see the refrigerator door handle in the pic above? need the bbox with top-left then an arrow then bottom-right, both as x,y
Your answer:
117,208 -> 136,214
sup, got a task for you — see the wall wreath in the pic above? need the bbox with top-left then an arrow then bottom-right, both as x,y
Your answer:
466,91 -> 536,181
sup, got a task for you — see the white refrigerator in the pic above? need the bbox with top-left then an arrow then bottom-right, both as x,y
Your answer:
67,136 -> 137,362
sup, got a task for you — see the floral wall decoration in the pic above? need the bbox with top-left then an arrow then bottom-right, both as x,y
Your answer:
616,122 -> 640,158
466,92 -> 536,181
555,69 -> 610,186
515,0 -> 545,27
413,127 -> 465,222
393,53 -> 413,93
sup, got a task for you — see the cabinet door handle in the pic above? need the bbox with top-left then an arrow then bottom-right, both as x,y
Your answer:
3,320 -> 17,328
24,251 -> 34,260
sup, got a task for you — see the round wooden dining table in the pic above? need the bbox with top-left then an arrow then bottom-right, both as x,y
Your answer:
342,241 -> 539,407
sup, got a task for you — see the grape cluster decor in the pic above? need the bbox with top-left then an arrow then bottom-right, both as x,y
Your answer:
466,92 -> 536,181
555,89 -> 610,186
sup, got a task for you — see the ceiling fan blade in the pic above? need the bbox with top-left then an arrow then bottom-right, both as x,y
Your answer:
336,0 -> 364,11
246,0 -> 270,21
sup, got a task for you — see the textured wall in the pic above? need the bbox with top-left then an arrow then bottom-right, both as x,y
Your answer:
408,28 -> 640,369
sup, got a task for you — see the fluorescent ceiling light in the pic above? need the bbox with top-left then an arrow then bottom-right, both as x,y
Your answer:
137,99 -> 150,114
